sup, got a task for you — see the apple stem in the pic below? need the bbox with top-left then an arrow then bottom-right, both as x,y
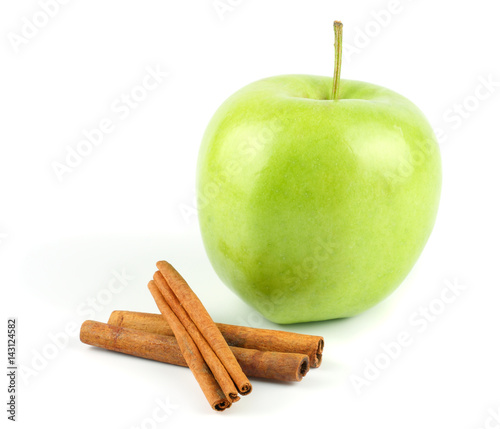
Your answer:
332,21 -> 343,100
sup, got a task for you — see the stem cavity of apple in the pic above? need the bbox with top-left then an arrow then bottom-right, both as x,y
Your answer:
332,20 -> 343,101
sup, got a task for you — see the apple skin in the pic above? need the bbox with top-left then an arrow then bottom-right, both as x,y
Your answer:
196,74 -> 441,324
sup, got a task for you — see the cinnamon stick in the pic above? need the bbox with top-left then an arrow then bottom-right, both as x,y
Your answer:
152,272 -> 239,403
108,310 -> 324,368
147,281 -> 231,411
80,320 -> 310,382
156,261 -> 252,395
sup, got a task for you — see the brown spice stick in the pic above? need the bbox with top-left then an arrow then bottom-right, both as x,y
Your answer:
80,320 -> 310,382
156,260 -> 252,395
108,310 -> 324,368
147,281 -> 231,411
152,271 -> 239,403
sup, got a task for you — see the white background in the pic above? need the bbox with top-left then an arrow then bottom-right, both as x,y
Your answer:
2,0 -> 500,428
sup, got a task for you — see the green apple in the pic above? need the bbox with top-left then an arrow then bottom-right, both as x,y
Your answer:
196,23 -> 441,323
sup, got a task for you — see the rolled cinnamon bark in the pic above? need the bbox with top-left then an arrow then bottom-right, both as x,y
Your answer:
108,310 -> 324,368
156,261 -> 252,395
80,320 -> 310,382
147,282 -> 231,411
151,272 -> 239,403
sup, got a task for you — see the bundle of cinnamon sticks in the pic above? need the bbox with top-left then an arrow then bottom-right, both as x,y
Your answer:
80,261 -> 324,411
